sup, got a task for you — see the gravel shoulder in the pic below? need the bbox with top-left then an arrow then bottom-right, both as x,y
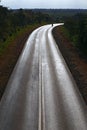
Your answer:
52,26 -> 87,105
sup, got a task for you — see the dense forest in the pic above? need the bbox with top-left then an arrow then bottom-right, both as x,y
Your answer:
0,6 -> 53,42
64,14 -> 87,55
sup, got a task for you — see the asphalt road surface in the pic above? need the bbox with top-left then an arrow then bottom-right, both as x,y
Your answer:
0,24 -> 87,130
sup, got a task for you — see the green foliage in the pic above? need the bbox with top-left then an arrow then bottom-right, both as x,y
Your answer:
0,6 -> 52,42
0,24 -> 40,55
64,13 -> 87,55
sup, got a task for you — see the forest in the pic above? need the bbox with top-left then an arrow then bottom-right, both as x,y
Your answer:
64,13 -> 87,55
0,6 -> 52,42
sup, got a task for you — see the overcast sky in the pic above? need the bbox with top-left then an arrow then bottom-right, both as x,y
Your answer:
0,0 -> 87,9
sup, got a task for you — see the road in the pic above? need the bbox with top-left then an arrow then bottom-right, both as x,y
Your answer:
0,24 -> 87,130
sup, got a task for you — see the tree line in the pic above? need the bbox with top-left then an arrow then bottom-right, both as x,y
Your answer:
0,6 -> 52,42
64,13 -> 87,55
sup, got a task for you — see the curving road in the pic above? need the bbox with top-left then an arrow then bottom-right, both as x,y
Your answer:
0,24 -> 87,130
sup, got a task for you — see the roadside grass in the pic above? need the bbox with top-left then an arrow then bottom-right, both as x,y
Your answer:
59,26 -> 80,47
59,26 -> 70,39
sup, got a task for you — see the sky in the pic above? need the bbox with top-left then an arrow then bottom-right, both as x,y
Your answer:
0,0 -> 87,9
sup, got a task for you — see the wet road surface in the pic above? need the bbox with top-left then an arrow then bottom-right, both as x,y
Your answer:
0,24 -> 87,130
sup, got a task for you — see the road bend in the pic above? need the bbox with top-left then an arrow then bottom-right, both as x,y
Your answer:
0,24 -> 87,130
